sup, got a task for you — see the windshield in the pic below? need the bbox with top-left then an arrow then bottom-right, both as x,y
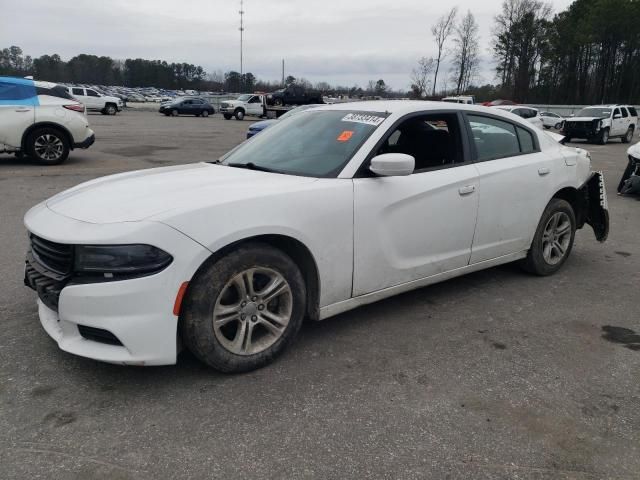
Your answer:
237,94 -> 252,102
576,107 -> 611,118
221,110 -> 387,177
279,104 -> 319,120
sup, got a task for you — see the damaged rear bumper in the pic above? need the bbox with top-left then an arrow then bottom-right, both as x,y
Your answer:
579,171 -> 609,242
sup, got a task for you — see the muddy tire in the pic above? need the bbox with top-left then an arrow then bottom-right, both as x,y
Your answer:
521,199 -> 576,276
181,242 -> 306,373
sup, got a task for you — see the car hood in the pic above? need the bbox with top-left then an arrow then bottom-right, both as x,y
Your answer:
627,141 -> 640,158
45,163 -> 317,224
566,117 -> 601,122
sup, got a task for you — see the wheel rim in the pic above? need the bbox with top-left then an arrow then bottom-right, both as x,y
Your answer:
626,129 -> 633,141
107,105 -> 115,114
213,268 -> 292,356
541,212 -> 572,265
34,134 -> 63,161
203,111 -> 208,117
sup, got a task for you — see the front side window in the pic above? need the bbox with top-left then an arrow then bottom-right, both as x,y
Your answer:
374,113 -> 464,172
221,110 -> 386,177
614,108 -> 621,118
468,115 -> 521,161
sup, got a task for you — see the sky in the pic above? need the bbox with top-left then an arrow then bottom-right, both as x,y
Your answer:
3,0 -> 576,90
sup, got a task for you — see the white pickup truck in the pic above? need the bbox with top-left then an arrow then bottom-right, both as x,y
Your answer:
67,86 -> 123,115
219,94 -> 266,120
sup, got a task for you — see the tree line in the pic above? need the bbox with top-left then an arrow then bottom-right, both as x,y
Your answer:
412,0 -> 640,104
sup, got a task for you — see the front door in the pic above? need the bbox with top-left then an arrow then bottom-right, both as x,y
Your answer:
353,112 -> 479,296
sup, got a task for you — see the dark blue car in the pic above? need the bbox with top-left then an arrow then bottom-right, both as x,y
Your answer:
246,104 -> 322,138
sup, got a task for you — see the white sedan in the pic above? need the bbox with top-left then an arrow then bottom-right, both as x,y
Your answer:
540,111 -> 565,130
24,102 -> 609,373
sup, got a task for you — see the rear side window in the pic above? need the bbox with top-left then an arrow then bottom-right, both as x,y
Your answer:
72,88 -> 84,96
628,107 -> 637,116
517,127 -> 535,153
621,108 -> 629,118
0,80 -> 36,102
468,115 -> 521,161
36,85 -> 74,100
86,90 -> 100,97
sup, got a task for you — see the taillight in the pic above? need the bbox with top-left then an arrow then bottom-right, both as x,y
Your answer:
63,104 -> 85,113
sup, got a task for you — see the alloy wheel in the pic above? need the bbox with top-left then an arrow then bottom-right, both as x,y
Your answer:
213,268 -> 292,356
541,212 -> 572,265
34,134 -> 64,162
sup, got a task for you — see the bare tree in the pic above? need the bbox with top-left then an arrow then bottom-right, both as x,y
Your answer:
451,10 -> 480,95
431,7 -> 458,96
410,56 -> 435,98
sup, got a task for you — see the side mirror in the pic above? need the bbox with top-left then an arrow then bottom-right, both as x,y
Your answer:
370,153 -> 415,177
614,114 -> 622,119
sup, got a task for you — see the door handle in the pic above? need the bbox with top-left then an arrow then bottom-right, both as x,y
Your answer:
538,168 -> 550,176
458,185 -> 476,196
14,108 -> 31,112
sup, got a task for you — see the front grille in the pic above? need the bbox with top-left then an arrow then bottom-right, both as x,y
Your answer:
77,325 -> 123,346
30,234 -> 73,275
24,255 -> 68,311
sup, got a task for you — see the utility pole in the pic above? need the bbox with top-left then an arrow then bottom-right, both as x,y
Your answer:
282,59 -> 285,87
239,0 -> 245,77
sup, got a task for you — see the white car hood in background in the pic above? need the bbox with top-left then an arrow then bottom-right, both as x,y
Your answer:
627,141 -> 640,158
46,163 -> 317,224
566,117 -> 601,122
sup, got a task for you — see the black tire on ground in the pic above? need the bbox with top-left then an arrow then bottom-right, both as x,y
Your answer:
274,98 -> 284,106
544,125 -> 550,129
622,126 -> 634,144
104,103 -> 117,115
520,198 -> 576,276
235,109 -> 245,120
202,110 -> 209,118
564,137 -> 571,143
555,122 -> 563,130
26,127 -> 70,165
181,242 -> 307,373
223,114 -> 232,120
171,109 -> 179,117
598,128 -> 609,145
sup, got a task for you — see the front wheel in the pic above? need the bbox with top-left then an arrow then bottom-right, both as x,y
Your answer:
26,128 -> 69,165
598,128 -> 609,145
235,109 -> 245,120
521,199 -> 576,276
171,109 -> 179,117
223,114 -> 232,120
181,243 -> 306,373
103,104 -> 117,115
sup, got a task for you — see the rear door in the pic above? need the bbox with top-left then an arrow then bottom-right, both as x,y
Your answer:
0,78 -> 36,148
466,113 -> 555,263
85,89 -> 102,110
611,107 -> 625,136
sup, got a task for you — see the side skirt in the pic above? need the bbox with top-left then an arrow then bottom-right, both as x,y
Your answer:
319,250 -> 528,320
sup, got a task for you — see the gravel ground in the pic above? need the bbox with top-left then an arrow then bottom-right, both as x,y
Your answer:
0,109 -> 638,479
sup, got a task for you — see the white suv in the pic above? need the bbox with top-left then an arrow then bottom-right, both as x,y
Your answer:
0,77 -> 95,165
563,105 -> 637,144
67,86 -> 123,115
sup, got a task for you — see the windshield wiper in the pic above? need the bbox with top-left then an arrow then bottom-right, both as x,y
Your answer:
227,162 -> 278,173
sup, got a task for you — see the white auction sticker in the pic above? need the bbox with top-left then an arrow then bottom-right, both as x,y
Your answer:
341,113 -> 385,126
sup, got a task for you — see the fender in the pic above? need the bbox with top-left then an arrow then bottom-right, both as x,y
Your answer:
22,122 -> 74,151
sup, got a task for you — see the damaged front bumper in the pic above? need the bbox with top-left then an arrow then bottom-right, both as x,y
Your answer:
579,171 -> 609,242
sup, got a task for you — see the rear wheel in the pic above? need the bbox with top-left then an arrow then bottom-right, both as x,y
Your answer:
181,243 -> 306,373
622,126 -> 634,143
521,198 -> 576,276
26,127 -> 69,165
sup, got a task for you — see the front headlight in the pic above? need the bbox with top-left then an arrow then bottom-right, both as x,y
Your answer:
74,244 -> 173,280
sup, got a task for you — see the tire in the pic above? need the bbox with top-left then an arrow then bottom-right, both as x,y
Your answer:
235,109 -> 245,121
104,103 -> 117,115
274,98 -> 284,106
164,112 -> 170,116
26,127 -> 69,165
202,110 -> 209,118
543,125 -> 550,130
622,126 -> 634,143
598,128 -> 609,145
181,242 -> 306,373
555,122 -> 563,130
223,114 -> 232,120
564,137 -> 571,143
521,198 -> 576,276
171,109 -> 179,117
